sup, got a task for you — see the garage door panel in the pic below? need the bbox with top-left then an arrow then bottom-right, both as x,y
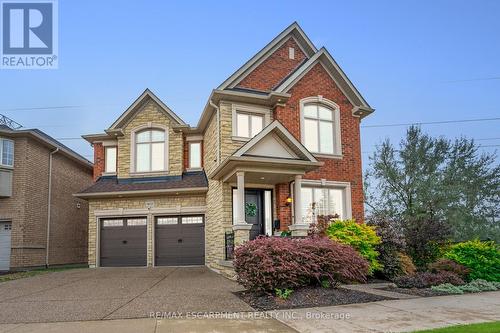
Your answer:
100,218 -> 146,267
155,215 -> 204,266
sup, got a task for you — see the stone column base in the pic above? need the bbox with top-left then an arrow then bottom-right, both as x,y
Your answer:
232,224 -> 252,246
288,224 -> 309,237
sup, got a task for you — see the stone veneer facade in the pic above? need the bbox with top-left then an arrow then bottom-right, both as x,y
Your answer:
87,194 -> 206,267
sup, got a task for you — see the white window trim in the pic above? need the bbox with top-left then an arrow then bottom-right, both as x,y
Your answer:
103,146 -> 117,175
129,123 -> 169,175
291,179 -> 352,222
0,137 -> 14,168
300,96 -> 342,159
231,103 -> 271,141
187,141 -> 203,171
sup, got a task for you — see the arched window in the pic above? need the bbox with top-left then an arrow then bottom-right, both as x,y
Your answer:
300,97 -> 341,156
135,129 -> 166,172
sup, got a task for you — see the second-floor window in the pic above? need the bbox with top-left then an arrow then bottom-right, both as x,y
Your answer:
135,129 -> 166,172
104,146 -> 117,173
0,138 -> 14,167
236,112 -> 264,139
189,142 -> 201,169
301,97 -> 342,156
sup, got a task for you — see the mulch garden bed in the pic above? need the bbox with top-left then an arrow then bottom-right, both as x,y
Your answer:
235,286 -> 390,311
381,286 -> 449,297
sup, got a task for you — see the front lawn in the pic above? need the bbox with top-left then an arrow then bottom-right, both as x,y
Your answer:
0,265 -> 85,283
413,321 -> 500,332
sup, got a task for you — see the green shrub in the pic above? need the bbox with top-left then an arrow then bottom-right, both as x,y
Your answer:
275,288 -> 293,300
432,279 -> 499,295
465,279 -> 498,292
428,259 -> 470,279
326,219 -> 382,273
458,283 -> 481,293
444,240 -> 500,282
431,283 -> 464,294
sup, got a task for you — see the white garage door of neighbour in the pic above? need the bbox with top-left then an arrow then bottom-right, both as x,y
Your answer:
0,223 -> 12,271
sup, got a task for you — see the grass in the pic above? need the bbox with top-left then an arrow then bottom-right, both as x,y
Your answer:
0,264 -> 86,283
413,321 -> 500,332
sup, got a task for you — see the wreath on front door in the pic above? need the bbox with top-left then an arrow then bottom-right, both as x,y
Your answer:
245,203 -> 257,217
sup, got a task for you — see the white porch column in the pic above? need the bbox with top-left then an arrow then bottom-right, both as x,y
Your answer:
233,171 -> 251,245
289,174 -> 309,237
236,171 -> 246,225
294,175 -> 302,225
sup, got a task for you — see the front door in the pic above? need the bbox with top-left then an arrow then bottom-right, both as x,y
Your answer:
245,189 -> 264,240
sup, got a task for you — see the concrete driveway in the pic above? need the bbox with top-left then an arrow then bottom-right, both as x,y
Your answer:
0,267 -> 254,324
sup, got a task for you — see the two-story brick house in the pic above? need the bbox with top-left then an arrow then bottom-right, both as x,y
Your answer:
0,124 -> 93,271
76,23 -> 374,275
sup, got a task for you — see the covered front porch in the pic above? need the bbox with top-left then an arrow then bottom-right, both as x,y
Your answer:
209,121 -> 323,249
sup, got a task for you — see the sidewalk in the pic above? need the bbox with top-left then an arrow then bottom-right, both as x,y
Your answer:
274,291 -> 500,333
1,291 -> 499,333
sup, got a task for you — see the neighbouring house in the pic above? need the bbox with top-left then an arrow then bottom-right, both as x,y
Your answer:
0,123 -> 93,271
76,22 -> 374,276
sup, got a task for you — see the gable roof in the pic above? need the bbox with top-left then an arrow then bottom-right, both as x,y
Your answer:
274,47 -> 374,117
233,120 -> 317,162
217,22 -> 317,90
0,127 -> 93,169
109,89 -> 186,130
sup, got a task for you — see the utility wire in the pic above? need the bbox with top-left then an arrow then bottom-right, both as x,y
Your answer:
361,117 -> 500,128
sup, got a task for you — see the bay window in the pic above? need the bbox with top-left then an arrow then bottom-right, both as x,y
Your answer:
301,97 -> 341,156
104,146 -> 117,173
135,129 -> 166,172
0,138 -> 14,167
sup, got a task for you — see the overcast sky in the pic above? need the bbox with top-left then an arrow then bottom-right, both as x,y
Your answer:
1,0 -> 499,165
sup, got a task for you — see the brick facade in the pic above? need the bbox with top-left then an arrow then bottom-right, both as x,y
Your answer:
273,63 -> 365,223
83,24 -> 370,276
93,142 -> 104,180
0,135 -> 92,269
237,37 -> 306,91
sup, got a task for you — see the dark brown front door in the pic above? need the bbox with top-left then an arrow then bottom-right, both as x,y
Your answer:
245,189 -> 264,240
100,217 -> 147,267
155,215 -> 205,266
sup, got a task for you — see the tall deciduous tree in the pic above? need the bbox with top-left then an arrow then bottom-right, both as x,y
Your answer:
365,126 -> 500,247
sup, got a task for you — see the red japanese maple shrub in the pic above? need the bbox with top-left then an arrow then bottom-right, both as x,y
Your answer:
233,236 -> 369,292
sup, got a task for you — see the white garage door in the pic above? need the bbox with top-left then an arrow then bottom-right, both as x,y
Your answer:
0,222 -> 12,271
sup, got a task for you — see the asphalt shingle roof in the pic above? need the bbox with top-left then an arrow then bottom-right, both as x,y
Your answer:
78,171 -> 208,194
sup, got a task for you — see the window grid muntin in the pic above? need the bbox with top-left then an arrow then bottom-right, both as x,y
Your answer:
0,138 -> 14,167
181,216 -> 203,224
303,103 -> 336,154
102,219 -> 124,227
236,111 -> 264,138
157,217 -> 178,225
135,129 -> 166,172
300,186 -> 345,224
126,218 -> 147,226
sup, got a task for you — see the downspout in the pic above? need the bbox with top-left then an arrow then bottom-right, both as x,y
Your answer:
209,99 -> 220,165
46,148 -> 59,268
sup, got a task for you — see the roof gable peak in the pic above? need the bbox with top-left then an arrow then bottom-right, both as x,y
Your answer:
109,89 -> 186,130
233,120 -> 317,162
217,22 -> 317,90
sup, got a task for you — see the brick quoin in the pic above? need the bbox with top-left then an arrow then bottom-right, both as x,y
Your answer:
237,38 -> 307,91
274,63 -> 365,224
93,143 -> 105,180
